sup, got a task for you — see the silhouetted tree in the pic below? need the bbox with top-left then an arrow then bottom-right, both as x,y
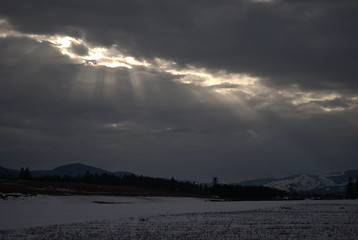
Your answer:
203,184 -> 209,195
169,177 -> 176,191
19,167 -> 32,179
212,176 -> 218,196
82,171 -> 93,183
346,176 -> 354,199
19,167 -> 25,178
355,176 -> 358,199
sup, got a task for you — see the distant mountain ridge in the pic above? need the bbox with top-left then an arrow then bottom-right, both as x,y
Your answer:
0,166 -> 19,178
240,170 -> 358,194
0,163 -> 134,178
2,164 -> 357,195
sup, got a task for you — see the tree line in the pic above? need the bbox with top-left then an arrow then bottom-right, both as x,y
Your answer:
12,168 -> 286,200
346,176 -> 358,199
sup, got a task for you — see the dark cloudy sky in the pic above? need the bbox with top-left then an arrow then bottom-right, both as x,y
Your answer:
1,0 -> 358,182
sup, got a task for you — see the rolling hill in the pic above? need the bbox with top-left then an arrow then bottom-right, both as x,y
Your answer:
240,170 -> 358,194
2,163 -> 357,195
0,163 -> 134,178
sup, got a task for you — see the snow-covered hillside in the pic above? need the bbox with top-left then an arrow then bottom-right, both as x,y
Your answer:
264,175 -> 338,192
241,170 -> 358,194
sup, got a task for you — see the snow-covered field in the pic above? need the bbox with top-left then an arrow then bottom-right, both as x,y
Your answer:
1,195 -> 358,239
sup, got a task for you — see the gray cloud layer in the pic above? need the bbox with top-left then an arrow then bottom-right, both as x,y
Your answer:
2,0 -> 358,91
1,1 -> 358,182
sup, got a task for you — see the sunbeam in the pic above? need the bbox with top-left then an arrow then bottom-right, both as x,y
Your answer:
2,18 -> 356,114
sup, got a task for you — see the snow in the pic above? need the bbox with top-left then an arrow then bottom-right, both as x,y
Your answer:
1,195 -> 291,229
1,195 -> 358,239
264,175 -> 338,192
322,171 -> 345,177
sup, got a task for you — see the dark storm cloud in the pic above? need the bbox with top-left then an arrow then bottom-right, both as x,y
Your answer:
310,98 -> 352,109
70,42 -> 89,56
210,83 -> 239,89
1,0 -> 358,91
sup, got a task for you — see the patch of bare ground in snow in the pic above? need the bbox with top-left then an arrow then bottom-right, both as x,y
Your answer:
1,202 -> 358,239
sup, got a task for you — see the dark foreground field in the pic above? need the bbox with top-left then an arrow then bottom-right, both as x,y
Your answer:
1,195 -> 358,240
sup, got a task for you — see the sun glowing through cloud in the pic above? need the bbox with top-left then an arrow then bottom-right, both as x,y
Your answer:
0,20 -> 148,69
291,92 -> 341,106
1,18 -> 356,113
0,19 -> 258,93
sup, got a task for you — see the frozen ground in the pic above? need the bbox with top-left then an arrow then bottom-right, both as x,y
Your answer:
0,195 -> 292,229
1,195 -> 358,239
